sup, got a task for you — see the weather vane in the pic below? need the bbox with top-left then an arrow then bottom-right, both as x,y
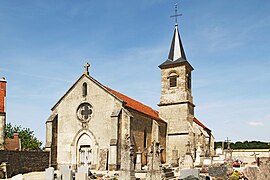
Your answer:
170,3 -> 182,25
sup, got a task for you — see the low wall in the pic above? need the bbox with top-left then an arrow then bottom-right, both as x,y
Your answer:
0,150 -> 49,178
227,149 -> 270,165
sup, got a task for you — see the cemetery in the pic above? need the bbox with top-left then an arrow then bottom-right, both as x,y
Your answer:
0,2 -> 269,180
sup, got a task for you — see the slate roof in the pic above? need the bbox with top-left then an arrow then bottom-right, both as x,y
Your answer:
159,24 -> 193,70
168,24 -> 187,61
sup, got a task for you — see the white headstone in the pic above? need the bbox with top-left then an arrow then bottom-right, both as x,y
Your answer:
78,165 -> 88,174
203,158 -> 212,166
216,148 -> 223,155
194,145 -> 202,166
45,167 -> 54,180
180,154 -> 194,169
219,155 -> 225,161
75,172 -> 87,180
11,174 -> 23,180
135,149 -> 142,171
60,165 -> 72,180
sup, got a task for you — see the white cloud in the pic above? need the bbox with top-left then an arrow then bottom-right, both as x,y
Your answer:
265,114 -> 270,119
248,121 -> 264,126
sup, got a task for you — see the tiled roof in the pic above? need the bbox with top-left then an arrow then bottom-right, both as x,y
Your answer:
193,117 -> 210,131
105,87 -> 210,131
105,87 -> 165,123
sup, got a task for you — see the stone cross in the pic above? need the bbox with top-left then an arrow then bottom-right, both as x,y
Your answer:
84,62 -> 90,75
250,152 -> 259,161
225,137 -> 231,150
185,141 -> 191,155
251,152 -> 260,166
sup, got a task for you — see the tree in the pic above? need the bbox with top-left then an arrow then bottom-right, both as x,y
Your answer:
214,141 -> 269,150
5,123 -> 42,151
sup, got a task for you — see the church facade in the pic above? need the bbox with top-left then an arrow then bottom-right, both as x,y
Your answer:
45,23 -> 214,171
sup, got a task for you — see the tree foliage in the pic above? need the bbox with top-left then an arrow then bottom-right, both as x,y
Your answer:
5,123 -> 42,151
214,141 -> 270,149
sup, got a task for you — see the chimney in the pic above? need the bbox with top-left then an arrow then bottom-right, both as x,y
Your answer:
0,76 -> 6,150
0,77 -> 7,113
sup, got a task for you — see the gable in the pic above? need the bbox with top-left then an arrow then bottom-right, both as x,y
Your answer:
51,73 -> 165,123
51,74 -> 124,111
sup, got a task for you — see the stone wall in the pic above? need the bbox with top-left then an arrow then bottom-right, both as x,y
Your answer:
0,150 -> 49,178
229,149 -> 270,165
129,108 -> 167,165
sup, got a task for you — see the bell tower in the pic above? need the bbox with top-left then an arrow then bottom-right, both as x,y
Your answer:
158,13 -> 195,165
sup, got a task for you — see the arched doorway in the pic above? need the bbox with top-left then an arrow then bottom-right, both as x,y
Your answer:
77,133 -> 93,167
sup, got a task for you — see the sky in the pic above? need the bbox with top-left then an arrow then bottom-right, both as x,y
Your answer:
0,0 -> 270,145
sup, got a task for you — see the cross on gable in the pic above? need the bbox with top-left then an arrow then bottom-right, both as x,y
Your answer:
84,62 -> 90,75
170,3 -> 182,25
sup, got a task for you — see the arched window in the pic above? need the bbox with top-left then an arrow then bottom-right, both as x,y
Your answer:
168,72 -> 178,88
82,82 -> 87,97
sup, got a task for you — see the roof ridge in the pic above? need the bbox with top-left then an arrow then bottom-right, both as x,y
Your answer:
105,87 -> 155,110
105,86 -> 165,123
193,117 -> 210,130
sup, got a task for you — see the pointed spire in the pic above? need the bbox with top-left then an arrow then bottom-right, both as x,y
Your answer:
159,4 -> 193,70
168,24 -> 187,61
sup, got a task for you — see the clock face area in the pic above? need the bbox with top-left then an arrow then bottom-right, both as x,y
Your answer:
77,102 -> 93,123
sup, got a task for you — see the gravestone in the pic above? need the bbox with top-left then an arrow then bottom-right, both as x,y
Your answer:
208,163 -> 227,179
98,148 -> 108,170
78,165 -> 88,174
180,154 -> 193,169
45,167 -> 54,180
119,133 -> 136,180
203,158 -> 212,166
171,149 -> 179,167
216,147 -> 223,155
60,165 -> 72,180
258,162 -> 270,179
179,169 -> 199,179
194,144 -> 202,166
11,174 -> 23,180
243,166 -> 259,180
75,172 -> 87,180
146,141 -> 165,180
135,148 -> 142,171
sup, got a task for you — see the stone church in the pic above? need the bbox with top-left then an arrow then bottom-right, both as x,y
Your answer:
45,22 -> 214,172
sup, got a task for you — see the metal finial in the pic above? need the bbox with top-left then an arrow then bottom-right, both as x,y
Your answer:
84,62 -> 90,75
170,3 -> 182,25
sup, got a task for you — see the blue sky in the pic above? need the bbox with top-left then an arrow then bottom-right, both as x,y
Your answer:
0,0 -> 269,144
